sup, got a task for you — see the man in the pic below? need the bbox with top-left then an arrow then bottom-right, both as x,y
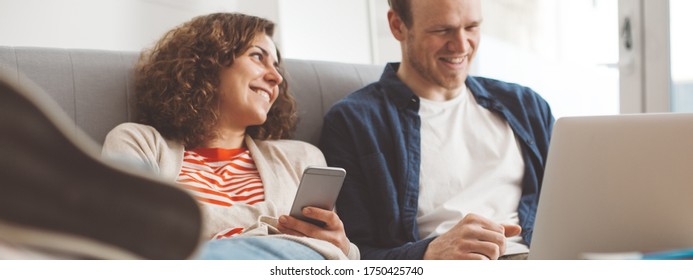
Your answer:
320,0 -> 554,260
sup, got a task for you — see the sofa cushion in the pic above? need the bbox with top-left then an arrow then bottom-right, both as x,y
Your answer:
0,46 -> 383,146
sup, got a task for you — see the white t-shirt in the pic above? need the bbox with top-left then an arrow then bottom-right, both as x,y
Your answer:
417,87 -> 529,255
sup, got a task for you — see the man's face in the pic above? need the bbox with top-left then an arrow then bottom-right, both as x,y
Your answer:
399,0 -> 482,91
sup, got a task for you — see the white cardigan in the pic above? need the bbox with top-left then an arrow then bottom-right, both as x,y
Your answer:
102,123 -> 359,260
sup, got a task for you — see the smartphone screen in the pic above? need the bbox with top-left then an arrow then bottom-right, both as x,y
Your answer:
289,166 -> 346,227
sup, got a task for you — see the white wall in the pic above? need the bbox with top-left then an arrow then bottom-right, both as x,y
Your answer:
371,0 -> 400,64
1,0 -> 654,117
0,0 -> 377,64
476,0 -> 620,118
670,0 -> 693,83
670,0 -> 693,112
277,0 -> 373,64
0,0 -> 238,51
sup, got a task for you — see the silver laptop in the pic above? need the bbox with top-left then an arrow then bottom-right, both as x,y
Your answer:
528,113 -> 693,260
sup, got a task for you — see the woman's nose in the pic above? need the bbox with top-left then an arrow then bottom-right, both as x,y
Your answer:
265,66 -> 283,86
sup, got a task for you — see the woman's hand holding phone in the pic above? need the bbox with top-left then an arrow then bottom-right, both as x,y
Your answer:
278,208 -> 350,256
279,166 -> 349,255
288,166 -> 345,227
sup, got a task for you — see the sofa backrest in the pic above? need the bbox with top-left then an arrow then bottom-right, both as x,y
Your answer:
0,46 -> 383,146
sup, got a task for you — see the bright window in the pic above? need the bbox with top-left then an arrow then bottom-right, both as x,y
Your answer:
476,0 -> 619,118
670,0 -> 693,112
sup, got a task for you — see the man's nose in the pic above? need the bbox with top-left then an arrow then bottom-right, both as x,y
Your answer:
447,29 -> 470,53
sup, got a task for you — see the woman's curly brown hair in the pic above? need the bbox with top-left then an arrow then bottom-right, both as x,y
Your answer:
135,13 -> 297,148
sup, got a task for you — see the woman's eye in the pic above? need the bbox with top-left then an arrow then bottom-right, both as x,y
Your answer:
251,53 -> 263,60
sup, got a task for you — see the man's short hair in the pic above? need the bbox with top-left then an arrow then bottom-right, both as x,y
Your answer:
388,0 -> 413,27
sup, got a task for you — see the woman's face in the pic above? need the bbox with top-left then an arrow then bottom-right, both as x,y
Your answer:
217,32 -> 283,131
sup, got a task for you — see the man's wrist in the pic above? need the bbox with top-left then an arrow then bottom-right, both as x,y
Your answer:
422,237 -> 438,260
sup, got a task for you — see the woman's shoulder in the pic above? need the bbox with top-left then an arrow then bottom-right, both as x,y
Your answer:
107,122 -> 161,139
103,122 -> 179,155
102,122 -> 185,179
255,139 -> 322,156
251,139 -> 327,179
252,138 -> 326,165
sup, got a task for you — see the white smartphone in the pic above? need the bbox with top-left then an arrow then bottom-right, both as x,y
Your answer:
289,166 -> 346,227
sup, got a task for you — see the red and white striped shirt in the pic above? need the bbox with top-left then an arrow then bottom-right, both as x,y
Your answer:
176,147 -> 264,239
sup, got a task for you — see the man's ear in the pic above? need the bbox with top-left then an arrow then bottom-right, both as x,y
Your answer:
387,10 -> 406,41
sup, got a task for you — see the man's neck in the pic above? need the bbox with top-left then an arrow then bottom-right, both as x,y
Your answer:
396,62 -> 465,102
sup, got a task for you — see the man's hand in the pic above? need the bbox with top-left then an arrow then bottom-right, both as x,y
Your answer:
423,213 -> 522,260
277,207 -> 351,256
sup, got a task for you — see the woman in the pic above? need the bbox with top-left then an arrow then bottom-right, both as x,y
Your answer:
102,13 -> 357,260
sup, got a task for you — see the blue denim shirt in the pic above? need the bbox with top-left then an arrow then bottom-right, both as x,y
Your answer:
320,63 -> 554,260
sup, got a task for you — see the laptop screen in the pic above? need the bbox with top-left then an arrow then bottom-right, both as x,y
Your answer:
529,113 -> 693,259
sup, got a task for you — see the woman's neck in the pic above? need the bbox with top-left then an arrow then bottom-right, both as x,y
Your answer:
204,127 -> 246,149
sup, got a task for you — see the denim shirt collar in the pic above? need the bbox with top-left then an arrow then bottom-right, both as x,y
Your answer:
379,62 -> 542,167
380,62 -> 493,109
380,63 -> 420,111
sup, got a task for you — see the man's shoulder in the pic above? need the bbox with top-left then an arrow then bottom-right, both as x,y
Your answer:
469,76 -> 536,96
342,82 -> 387,104
326,82 -> 389,114
469,76 -> 549,105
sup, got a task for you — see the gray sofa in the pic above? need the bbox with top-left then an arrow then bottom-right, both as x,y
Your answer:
0,46 -> 383,147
